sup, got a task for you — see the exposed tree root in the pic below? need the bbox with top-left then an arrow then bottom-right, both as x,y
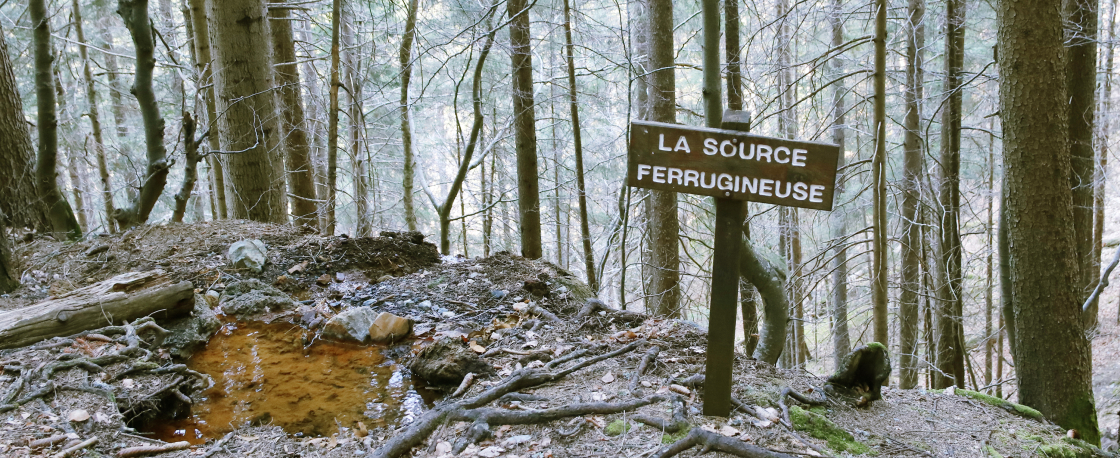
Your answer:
116,441 -> 190,457
632,394 -> 687,433
372,340 -> 648,458
628,345 -> 660,394
652,428 -> 797,458
449,396 -> 667,453
578,298 -> 647,325
778,386 -> 827,426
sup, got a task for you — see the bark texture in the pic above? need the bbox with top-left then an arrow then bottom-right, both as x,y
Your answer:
115,0 -> 171,230
646,0 -> 680,318
270,0 -> 318,228
400,0 -> 419,232
30,0 -> 82,239
998,0 -> 1100,442
898,0 -> 925,390
0,26 -> 51,231
0,218 -> 16,293
206,0 -> 287,223
828,0 -> 851,370
934,0 -> 966,390
509,0 -> 543,259
186,0 -> 227,219
1067,0 -> 1099,328
871,0 -> 888,345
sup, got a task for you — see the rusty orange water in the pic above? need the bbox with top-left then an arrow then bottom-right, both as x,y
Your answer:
142,319 -> 432,444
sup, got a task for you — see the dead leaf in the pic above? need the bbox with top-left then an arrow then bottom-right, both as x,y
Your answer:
435,441 -> 452,454
67,410 -> 89,422
601,372 -> 615,383
288,261 -> 308,274
469,341 -> 487,353
719,425 -> 739,437
669,384 -> 691,395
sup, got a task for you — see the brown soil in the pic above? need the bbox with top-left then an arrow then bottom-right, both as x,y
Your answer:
0,221 -> 1110,458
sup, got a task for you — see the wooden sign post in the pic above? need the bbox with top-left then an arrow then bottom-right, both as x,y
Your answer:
627,112 -> 840,416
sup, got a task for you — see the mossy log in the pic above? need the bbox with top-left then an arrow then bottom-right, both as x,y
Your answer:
0,270 -> 194,349
827,342 -> 891,405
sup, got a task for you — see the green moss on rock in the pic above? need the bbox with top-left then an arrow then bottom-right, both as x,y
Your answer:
790,406 -> 870,455
950,388 -> 1044,421
605,419 -> 632,437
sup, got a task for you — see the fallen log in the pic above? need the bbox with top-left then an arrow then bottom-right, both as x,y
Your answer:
0,270 -> 194,349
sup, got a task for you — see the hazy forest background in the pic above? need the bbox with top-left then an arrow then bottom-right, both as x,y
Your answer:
0,0 -> 1116,446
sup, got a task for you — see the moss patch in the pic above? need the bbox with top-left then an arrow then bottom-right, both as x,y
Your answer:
604,419 -> 631,437
1022,435 -> 1095,458
790,406 -> 870,454
660,424 -> 690,444
984,444 -> 1004,458
950,388 -> 1044,421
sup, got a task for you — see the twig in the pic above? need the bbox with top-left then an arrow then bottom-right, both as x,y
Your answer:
117,441 -> 190,457
52,437 -> 98,458
629,345 -> 660,394
28,435 -> 68,449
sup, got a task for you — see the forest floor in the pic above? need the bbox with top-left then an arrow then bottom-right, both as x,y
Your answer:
0,221 -> 1113,457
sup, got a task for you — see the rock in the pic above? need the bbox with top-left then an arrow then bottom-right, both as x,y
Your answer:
203,290 -> 220,307
321,307 -> 379,342
163,294 -> 221,358
228,239 -> 267,273
316,274 -> 331,286
368,312 -> 413,344
219,279 -> 298,319
409,338 -> 495,385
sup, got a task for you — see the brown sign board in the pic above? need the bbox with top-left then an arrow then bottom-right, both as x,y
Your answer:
627,120 -> 842,211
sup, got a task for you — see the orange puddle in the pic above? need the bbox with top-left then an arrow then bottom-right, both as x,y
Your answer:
141,319 -> 432,444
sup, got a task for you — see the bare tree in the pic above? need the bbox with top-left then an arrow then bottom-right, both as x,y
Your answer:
71,0 -> 116,232
871,0 -> 888,345
270,0 -> 318,228
509,0 -> 543,259
646,0 -> 680,318
0,25 -> 51,232
400,0 -> 419,232
30,0 -> 82,239
1067,0 -> 1099,328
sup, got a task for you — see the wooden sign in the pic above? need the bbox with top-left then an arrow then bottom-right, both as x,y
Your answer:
628,120 -> 841,211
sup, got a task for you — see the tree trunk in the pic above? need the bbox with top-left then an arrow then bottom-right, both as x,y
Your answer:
172,113 -> 204,223
0,25 -> 51,232
933,0 -> 966,390
71,0 -> 116,233
984,133 -> 995,392
400,0 -> 419,232
344,8 -> 370,237
206,0 -> 287,223
998,0 -> 1101,442
324,0 -> 343,235
560,0 -> 597,292
726,0 -> 759,356
509,0 -> 543,259
113,0 -> 172,230
0,270 -> 194,350
898,0 -> 925,390
270,0 -> 318,228
1097,0 -> 1116,324
742,238 -> 788,365
30,0 -> 82,240
871,0 -> 888,346
828,0 -> 851,370
185,0 -> 227,220
0,217 -> 16,294
1067,0 -> 1099,329
434,21 -> 497,255
646,0 -> 680,318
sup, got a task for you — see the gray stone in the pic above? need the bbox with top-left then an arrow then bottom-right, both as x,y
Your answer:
368,312 -> 413,344
219,279 -> 298,319
228,239 -> 267,273
409,338 -> 495,385
163,295 -> 221,358
321,307 -> 379,342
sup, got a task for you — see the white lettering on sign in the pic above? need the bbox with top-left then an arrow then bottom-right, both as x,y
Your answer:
634,165 -> 823,203
690,136 -> 812,166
